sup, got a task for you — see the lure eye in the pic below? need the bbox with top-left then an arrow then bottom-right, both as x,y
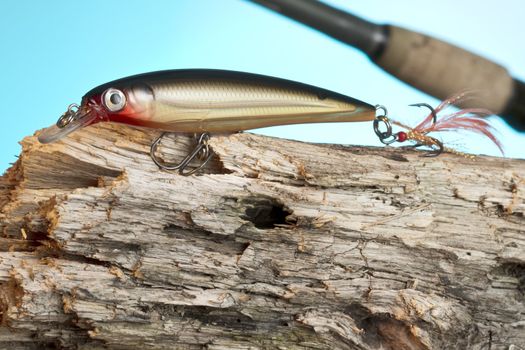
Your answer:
103,88 -> 126,112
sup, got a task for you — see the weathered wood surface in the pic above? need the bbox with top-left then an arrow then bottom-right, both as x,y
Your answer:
0,123 -> 524,350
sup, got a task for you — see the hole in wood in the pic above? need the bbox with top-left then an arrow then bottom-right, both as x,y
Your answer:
242,196 -> 294,229
497,262 -> 525,294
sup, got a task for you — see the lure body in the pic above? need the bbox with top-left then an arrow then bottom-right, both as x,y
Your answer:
39,69 -> 375,143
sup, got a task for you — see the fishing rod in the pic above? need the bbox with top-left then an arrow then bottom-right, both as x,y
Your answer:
248,0 -> 525,132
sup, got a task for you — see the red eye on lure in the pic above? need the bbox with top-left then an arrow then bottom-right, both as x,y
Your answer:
38,70 -> 503,174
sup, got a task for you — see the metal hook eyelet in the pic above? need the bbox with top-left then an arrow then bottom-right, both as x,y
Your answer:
150,132 -> 214,175
374,105 -> 397,144
56,103 -> 80,128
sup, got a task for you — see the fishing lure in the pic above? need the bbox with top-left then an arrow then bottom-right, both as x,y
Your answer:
39,70 -> 502,174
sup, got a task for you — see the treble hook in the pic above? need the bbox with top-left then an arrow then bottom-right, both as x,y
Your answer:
150,132 -> 214,176
373,103 -> 445,157
409,103 -> 437,125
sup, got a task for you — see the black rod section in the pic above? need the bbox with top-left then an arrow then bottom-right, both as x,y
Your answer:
503,80 -> 525,132
249,0 -> 388,59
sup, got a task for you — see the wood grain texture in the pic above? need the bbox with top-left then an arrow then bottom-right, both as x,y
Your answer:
1,123 -> 524,350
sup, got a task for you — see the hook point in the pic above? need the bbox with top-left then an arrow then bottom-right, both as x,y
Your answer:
409,102 -> 437,125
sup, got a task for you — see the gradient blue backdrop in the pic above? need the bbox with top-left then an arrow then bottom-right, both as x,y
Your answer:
1,0 -> 524,172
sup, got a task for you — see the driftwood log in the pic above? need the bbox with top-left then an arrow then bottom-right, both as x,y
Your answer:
0,123 -> 524,350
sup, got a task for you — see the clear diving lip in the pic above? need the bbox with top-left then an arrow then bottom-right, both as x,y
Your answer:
38,109 -> 97,144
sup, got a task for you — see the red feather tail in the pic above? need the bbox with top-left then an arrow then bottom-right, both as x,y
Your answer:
411,93 -> 504,155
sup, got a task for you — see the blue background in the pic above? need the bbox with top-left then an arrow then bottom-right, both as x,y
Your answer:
1,0 -> 524,172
